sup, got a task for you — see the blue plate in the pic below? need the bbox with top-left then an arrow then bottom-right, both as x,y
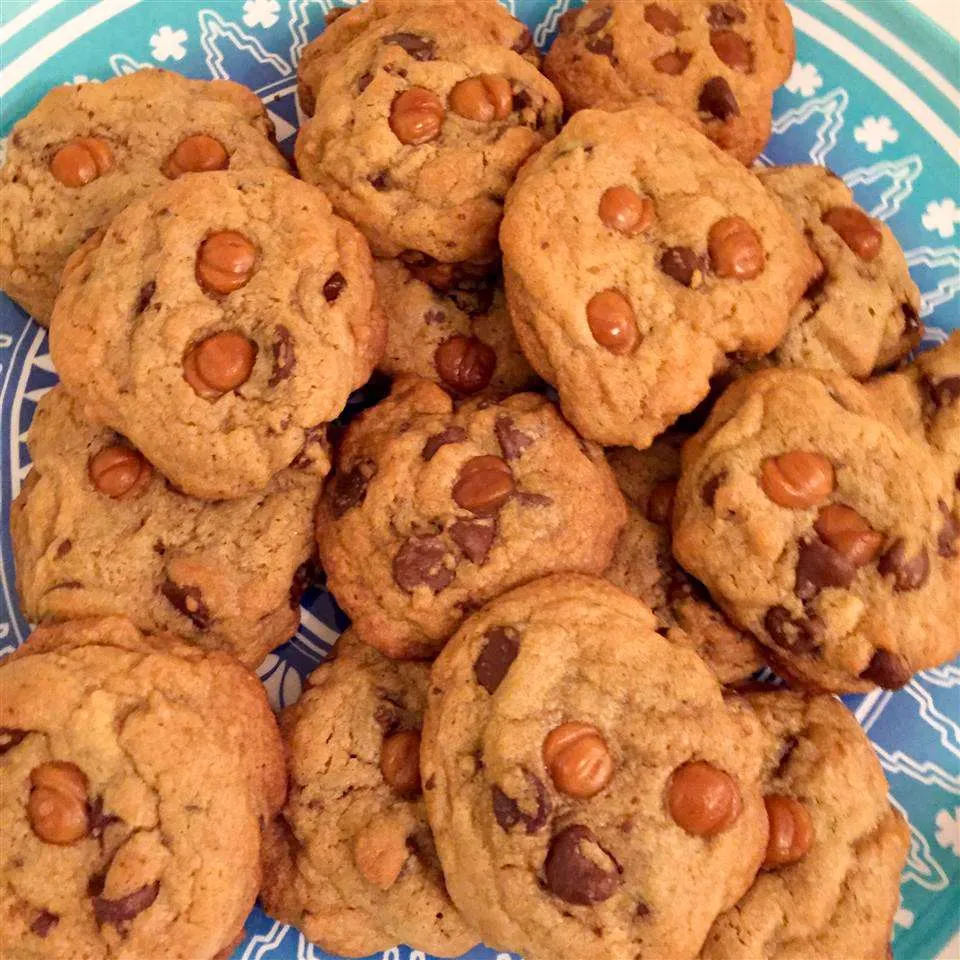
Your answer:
1,2 -> 957,958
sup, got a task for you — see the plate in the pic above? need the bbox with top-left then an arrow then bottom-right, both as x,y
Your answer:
1,2 -> 958,959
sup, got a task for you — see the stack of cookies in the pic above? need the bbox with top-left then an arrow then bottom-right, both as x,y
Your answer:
1,1 -> 957,958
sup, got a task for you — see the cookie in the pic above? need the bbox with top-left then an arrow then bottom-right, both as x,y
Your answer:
500,103 -> 819,448
755,164 -> 922,377
295,19 -> 562,264
297,0 -> 538,116
11,387 -> 319,667
374,257 -> 539,396
261,630 -> 476,957
0,617 -> 285,960
703,690 -> 909,959
672,366 -> 960,692
606,438 -> 766,683
49,168 -> 384,500
543,0 -> 795,164
315,377 -> 627,658
0,69 -> 287,325
422,573 -> 768,960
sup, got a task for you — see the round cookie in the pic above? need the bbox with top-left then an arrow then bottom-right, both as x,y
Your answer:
11,387 -> 319,667
0,617 -> 285,960
297,0 -> 538,116
756,164 -> 922,377
315,377 -> 627,658
261,631 -> 476,957
543,0 -> 795,165
500,103 -> 820,448
422,574 -> 769,960
295,20 -> 562,264
374,258 -> 539,397
0,68 -> 287,325
702,690 -> 909,959
606,438 -> 766,683
672,367 -> 960,692
49,168 -> 384,500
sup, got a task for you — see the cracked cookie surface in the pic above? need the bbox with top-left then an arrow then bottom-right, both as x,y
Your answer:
374,258 -> 539,397
606,438 -> 766,683
702,690 -> 909,960
261,630 -> 476,957
315,378 -> 626,658
0,69 -> 287,325
543,0 -> 795,164
672,367 -> 960,692
0,617 -> 284,960
500,103 -> 818,449
422,574 -> 768,960
755,165 -> 922,377
295,18 -> 562,263
50,169 -> 384,500
11,387 -> 319,667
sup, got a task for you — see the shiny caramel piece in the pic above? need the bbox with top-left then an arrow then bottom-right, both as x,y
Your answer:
50,137 -> 113,187
710,30 -> 754,72
763,794 -> 814,867
708,216 -> 765,280
380,730 -> 422,797
449,75 -> 513,122
814,504 -> 884,566
760,451 -> 835,508
598,186 -> 655,236
27,762 -> 90,845
822,206 -> 882,261
453,455 -> 515,515
353,818 -> 409,890
183,331 -> 257,399
88,446 -> 153,500
163,134 -> 229,179
586,289 -> 638,355
543,722 -> 614,799
667,760 -> 742,837
390,87 -> 445,145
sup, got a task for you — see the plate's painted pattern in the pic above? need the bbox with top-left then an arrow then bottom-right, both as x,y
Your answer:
0,2 -> 957,958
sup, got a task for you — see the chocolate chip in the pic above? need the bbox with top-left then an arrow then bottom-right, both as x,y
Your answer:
269,325 -> 295,387
513,89 -> 533,112
794,539 -> 856,600
938,500 -> 959,558
289,560 -> 314,610
512,25 -> 533,52
0,728 -> 27,755
859,649 -> 912,689
492,770 -> 551,834
495,416 -> 534,460
586,35 -> 616,61
357,72 -> 373,93
56,539 -> 72,558
702,471 -> 726,506
543,825 -> 620,905
473,626 -> 520,693
135,281 -> 156,314
517,491 -> 553,507
635,901 -> 651,919
707,3 -> 746,27
88,796 -> 122,839
323,271 -> 346,303
161,580 -> 211,630
422,426 -> 468,461
30,911 -> 59,937
450,518 -> 496,564
878,540 -> 930,592
764,605 -> 822,654
369,170 -> 391,191
660,246 -> 700,286
583,7 -> 612,32
93,881 -> 160,926
330,458 -> 377,517
383,32 -> 436,60
393,536 -> 455,592
699,77 -> 740,120
424,309 -> 446,325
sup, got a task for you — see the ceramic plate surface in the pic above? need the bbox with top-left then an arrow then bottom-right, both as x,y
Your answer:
1,2 -> 958,958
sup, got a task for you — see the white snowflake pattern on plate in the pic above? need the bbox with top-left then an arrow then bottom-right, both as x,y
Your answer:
151,25 -> 189,61
854,115 -> 899,154
785,61 -> 823,97
922,199 -> 960,239
244,0 -> 281,29
934,806 -> 960,857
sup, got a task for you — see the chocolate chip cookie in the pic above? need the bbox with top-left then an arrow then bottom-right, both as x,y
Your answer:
0,617 -> 285,960
672,367 -> 960,692
50,168 -> 384,500
500,103 -> 819,449
297,0 -> 538,117
756,165 -> 922,377
261,630 -> 476,957
315,377 -> 627,658
703,690 -> 909,959
295,19 -> 562,264
606,438 -> 766,683
543,0 -> 795,164
374,258 -> 539,397
11,387 -> 319,667
422,573 -> 768,960
0,69 -> 287,325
